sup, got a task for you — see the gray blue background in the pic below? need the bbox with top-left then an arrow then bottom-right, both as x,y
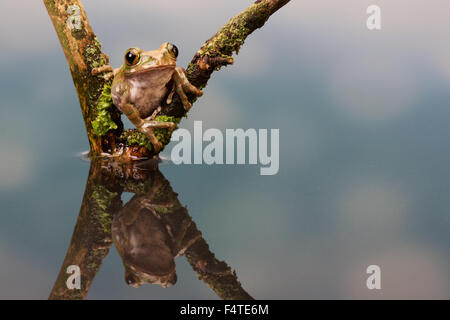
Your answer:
0,0 -> 449,299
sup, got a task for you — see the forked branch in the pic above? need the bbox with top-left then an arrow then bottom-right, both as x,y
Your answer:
43,0 -> 290,158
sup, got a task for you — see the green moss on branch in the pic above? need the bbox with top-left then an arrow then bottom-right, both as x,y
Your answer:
119,116 -> 180,152
44,0 -> 290,159
92,82 -> 118,136
163,0 -> 291,118
43,0 -> 124,155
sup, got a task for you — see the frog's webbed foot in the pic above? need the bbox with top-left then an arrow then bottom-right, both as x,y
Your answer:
173,66 -> 203,111
143,106 -> 177,131
121,102 -> 176,153
140,119 -> 177,153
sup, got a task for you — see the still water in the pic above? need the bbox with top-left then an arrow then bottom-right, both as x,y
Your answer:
1,0 -> 450,299
1,143 -> 449,299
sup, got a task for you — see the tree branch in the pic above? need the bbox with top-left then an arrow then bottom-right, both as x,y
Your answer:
49,161 -> 123,300
43,0 -> 290,159
164,0 -> 291,117
185,238 -> 254,300
43,0 -> 122,155
49,160 -> 251,299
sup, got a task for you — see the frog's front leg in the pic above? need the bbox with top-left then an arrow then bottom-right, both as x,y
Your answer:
121,96 -> 176,153
91,54 -> 118,80
172,66 -> 203,111
91,65 -> 117,81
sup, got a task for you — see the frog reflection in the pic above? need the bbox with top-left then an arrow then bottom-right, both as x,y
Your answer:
112,201 -> 177,288
112,170 -> 202,288
50,159 -> 252,300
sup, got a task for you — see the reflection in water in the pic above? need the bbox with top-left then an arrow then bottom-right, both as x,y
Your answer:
49,159 -> 252,300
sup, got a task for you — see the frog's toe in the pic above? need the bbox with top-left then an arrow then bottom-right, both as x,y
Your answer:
91,64 -> 113,76
180,78 -> 203,97
152,140 -> 164,153
166,121 -> 176,129
187,84 -> 203,97
155,121 -> 177,130
182,99 -> 192,111
175,86 -> 192,111
142,120 -> 176,130
166,88 -> 175,105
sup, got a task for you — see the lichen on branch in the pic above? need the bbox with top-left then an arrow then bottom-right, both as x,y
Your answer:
43,0 -> 123,155
163,0 -> 291,118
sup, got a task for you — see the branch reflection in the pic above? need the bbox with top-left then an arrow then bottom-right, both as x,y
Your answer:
49,159 -> 252,300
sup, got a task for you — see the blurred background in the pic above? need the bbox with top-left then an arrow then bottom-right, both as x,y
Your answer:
0,0 -> 449,299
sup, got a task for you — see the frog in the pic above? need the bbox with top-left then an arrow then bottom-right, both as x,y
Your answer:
111,174 -> 202,288
92,42 -> 203,152
112,198 -> 178,288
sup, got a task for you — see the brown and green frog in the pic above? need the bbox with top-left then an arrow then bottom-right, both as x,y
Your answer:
111,185 -> 202,288
93,42 -> 203,152
111,197 -> 179,288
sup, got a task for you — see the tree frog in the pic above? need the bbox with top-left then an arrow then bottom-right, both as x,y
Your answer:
94,42 -> 203,152
112,199 -> 178,288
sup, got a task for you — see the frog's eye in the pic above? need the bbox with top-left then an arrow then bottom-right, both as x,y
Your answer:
125,273 -> 139,286
168,43 -> 179,58
125,48 -> 140,66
